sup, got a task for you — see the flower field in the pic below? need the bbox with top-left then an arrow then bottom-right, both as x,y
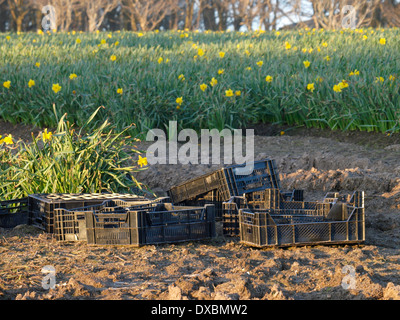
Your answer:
1,28 -> 400,137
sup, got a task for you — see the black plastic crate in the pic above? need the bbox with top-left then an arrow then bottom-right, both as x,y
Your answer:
281,189 -> 304,202
84,204 -> 216,246
224,159 -> 281,197
65,197 -> 171,213
167,159 -> 281,204
28,193 -> 149,233
222,189 -> 331,237
54,198 -> 170,241
246,188 -> 281,209
246,188 -> 320,211
323,192 -> 340,203
0,198 -> 29,228
239,191 -> 365,248
178,188 -> 303,223
177,189 -> 225,220
222,196 -> 247,236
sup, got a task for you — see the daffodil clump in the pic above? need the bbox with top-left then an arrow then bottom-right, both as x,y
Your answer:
0,107 -> 147,201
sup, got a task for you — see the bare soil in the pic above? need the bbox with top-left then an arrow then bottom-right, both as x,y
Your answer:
1,122 -> 400,300
0,120 -> 42,143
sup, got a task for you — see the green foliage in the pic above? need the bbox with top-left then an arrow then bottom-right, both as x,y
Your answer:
0,106 -> 147,201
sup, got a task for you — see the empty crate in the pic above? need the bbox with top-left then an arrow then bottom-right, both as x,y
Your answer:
54,201 -> 216,246
222,196 -> 248,236
28,193 -> 151,233
0,198 -> 29,228
54,198 -> 171,241
168,159 -> 281,219
168,159 -> 281,204
222,188 -> 324,236
239,191 -> 365,247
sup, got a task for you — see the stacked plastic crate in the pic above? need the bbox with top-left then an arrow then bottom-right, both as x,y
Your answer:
54,200 -> 216,246
0,158 -> 365,248
167,159 -> 282,219
231,189 -> 365,247
28,193 -> 150,233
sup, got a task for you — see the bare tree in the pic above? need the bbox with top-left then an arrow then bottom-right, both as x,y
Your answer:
214,0 -> 229,30
32,0 -> 79,31
202,0 -> 217,30
231,0 -> 257,31
2,0 -> 394,32
229,0 -> 297,31
121,0 -> 137,30
380,0 -> 400,27
122,0 -> 178,31
54,0 -> 78,31
260,0 -> 300,30
7,0 -> 32,31
81,0 -> 120,32
307,0 -> 381,29
184,0 -> 195,29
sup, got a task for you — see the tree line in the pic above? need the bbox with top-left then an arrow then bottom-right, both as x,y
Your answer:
1,0 -> 399,33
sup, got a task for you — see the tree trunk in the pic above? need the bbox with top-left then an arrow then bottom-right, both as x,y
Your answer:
130,11 -> 137,31
16,15 -> 23,32
0,2 -> 7,31
184,0 -> 194,30
202,2 -> 217,30
233,15 -> 242,31
216,2 -> 227,31
35,8 -> 42,31
172,11 -> 179,30
194,0 -> 203,29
